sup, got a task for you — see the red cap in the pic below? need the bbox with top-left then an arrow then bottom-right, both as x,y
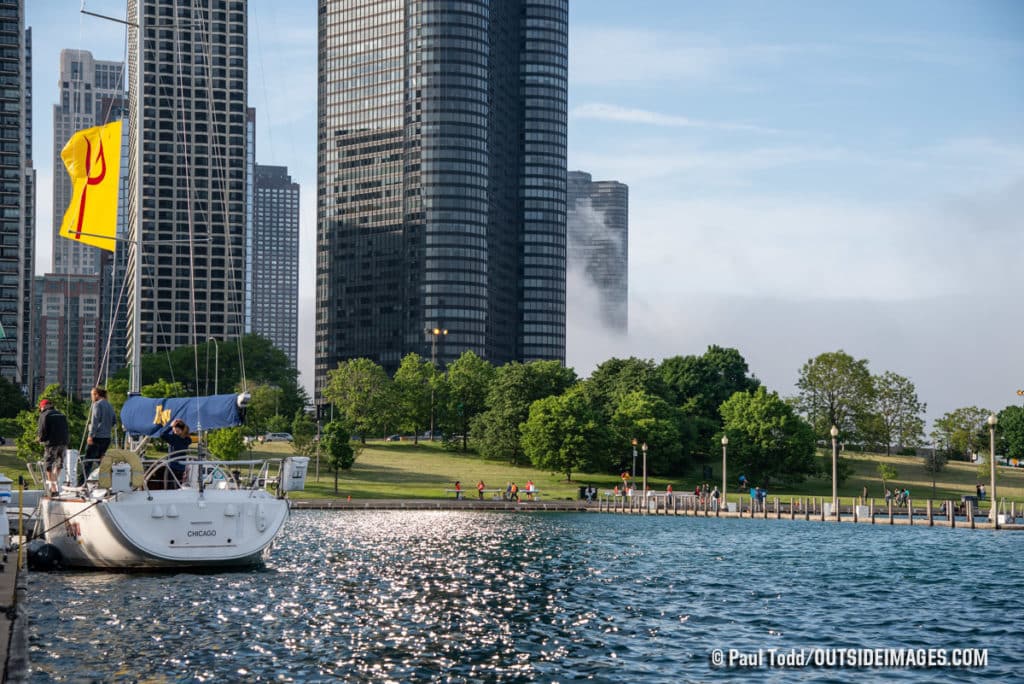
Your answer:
39,399 -> 51,409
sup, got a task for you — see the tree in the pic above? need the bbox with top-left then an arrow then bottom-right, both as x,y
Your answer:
794,350 -> 873,439
584,357 -> 673,420
608,390 -> 685,475
996,405 -> 1024,461
290,409 -> 318,458
933,407 -> 991,460
207,427 -> 246,460
392,353 -> 433,443
471,360 -> 577,465
877,463 -> 898,495
440,351 -> 494,451
866,371 -> 926,454
246,383 -> 286,434
321,420 -> 358,493
719,386 -> 817,486
520,385 -> 612,482
322,358 -> 393,441
140,379 -> 188,399
0,375 -> 28,418
660,346 -> 760,420
15,384 -> 89,463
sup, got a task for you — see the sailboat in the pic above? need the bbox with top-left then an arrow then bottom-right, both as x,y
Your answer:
34,2 -> 308,570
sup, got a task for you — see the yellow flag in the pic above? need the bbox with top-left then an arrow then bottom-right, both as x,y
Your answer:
59,120 -> 122,252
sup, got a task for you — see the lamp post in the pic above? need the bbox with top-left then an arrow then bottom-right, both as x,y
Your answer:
641,442 -> 648,512
721,435 -> 728,511
830,425 -> 839,518
988,414 -> 998,528
631,438 -> 638,480
428,327 -> 447,441
207,337 -> 219,396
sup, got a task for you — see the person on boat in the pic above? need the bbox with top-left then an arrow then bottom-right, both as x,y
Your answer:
83,386 -> 116,484
159,419 -> 192,488
37,399 -> 69,496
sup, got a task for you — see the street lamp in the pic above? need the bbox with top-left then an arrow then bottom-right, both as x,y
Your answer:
830,425 -> 839,518
641,442 -> 648,510
721,434 -> 728,511
988,413 -> 998,528
428,327 -> 447,440
631,438 -> 638,480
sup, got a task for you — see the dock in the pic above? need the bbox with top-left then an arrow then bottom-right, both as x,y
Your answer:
289,495 -> 1023,530
0,538 -> 27,683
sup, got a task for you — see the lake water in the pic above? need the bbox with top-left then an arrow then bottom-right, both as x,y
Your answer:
27,510 -> 1023,682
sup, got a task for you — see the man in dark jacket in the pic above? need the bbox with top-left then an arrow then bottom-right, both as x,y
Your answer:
37,399 -> 69,495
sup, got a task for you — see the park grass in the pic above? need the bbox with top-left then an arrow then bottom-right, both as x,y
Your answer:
2,442 -> 1022,505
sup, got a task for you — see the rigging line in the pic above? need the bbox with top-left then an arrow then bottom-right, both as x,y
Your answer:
193,0 -> 248,392
94,254 -> 130,389
174,4 -> 201,406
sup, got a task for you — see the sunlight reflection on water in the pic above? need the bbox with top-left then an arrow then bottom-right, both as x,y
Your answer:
28,511 -> 1024,682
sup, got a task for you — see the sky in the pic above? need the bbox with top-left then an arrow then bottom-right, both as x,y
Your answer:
25,0 -> 1024,427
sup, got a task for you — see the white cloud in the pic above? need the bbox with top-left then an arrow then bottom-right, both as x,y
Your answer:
571,103 -> 778,134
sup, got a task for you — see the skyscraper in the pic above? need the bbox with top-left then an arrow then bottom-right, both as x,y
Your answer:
252,164 -> 299,368
567,171 -> 629,332
0,2 -> 34,395
316,0 -> 568,394
126,0 -> 248,364
32,273 -> 103,397
52,50 -> 125,276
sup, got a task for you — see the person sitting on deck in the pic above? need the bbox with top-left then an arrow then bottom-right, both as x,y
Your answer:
156,420 -> 192,489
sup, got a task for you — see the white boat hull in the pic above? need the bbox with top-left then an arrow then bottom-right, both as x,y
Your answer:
40,488 -> 289,570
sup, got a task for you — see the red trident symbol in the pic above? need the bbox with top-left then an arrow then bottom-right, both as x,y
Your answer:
74,135 -> 108,240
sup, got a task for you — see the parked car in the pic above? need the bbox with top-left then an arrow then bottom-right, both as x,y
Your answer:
264,432 -> 293,443
385,434 -> 402,442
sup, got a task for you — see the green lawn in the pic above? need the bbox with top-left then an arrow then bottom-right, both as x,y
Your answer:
2,441 -> 1022,506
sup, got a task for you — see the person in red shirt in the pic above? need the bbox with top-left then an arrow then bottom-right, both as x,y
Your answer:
477,480 -> 486,500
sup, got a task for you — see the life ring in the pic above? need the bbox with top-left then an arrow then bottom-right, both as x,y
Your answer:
97,450 -> 145,490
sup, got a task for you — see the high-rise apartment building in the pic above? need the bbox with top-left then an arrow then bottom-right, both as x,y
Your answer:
0,3 -> 34,395
52,50 -> 125,276
251,164 -> 299,368
32,274 -> 103,397
126,0 -> 248,361
567,171 -> 628,332
316,0 -> 568,394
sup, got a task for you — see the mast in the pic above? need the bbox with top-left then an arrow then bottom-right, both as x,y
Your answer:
130,0 -> 143,394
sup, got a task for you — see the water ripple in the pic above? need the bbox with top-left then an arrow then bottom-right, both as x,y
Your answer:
26,512 -> 1024,682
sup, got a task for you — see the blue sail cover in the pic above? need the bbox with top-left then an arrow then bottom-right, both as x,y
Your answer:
121,393 -> 244,437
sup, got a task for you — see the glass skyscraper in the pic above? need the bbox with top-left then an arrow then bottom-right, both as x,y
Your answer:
567,170 -> 629,332
316,0 -> 568,392
252,164 -> 299,368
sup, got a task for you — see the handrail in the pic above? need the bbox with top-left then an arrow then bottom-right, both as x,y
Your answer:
139,451 -> 276,493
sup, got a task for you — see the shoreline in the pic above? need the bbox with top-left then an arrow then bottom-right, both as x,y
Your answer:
288,497 -> 1022,531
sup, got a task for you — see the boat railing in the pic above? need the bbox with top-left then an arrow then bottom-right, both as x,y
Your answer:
139,452 -> 286,496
